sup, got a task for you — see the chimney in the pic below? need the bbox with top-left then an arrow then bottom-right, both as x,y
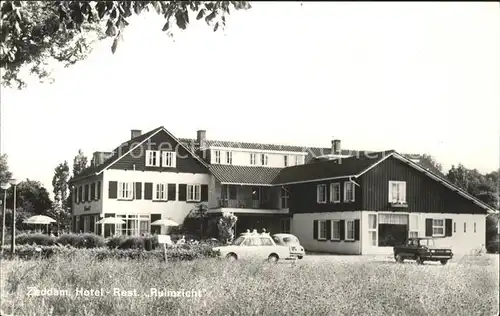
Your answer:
197,130 -> 206,149
331,139 -> 341,155
92,151 -> 113,167
131,129 -> 142,139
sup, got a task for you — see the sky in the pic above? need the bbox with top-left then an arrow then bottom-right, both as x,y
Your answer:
1,2 -> 499,195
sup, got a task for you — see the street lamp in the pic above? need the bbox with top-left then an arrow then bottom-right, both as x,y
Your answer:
0,182 -> 10,252
9,179 -> 18,254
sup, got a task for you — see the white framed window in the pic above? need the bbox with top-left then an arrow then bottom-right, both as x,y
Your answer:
118,182 -> 134,200
344,182 -> 355,202
331,220 -> 341,240
261,154 -> 268,166
318,220 -> 327,240
86,185 -> 91,201
432,219 -> 445,236
154,183 -> 167,201
389,181 -> 406,203
161,151 -> 176,167
280,188 -> 289,209
187,184 -> 201,202
145,150 -> 160,167
283,155 -> 288,167
214,150 -> 221,164
368,214 -> 377,245
409,214 -> 419,238
115,214 -> 150,236
225,151 -> 232,165
330,183 -> 340,203
250,153 -> 256,165
346,220 -> 355,241
317,184 -> 327,203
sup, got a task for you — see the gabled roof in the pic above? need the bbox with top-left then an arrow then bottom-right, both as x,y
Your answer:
209,165 -> 282,186
70,127 -> 208,183
271,150 -> 395,185
272,150 -> 498,214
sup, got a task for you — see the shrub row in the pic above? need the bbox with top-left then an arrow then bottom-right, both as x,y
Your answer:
0,243 -> 220,261
14,233 -> 222,250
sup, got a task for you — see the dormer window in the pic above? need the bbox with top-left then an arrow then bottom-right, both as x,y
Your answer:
226,151 -> 233,165
162,151 -> 176,168
344,182 -> 355,202
215,150 -> 221,164
284,155 -> 288,167
146,150 -> 160,167
389,181 -> 406,203
261,154 -> 268,166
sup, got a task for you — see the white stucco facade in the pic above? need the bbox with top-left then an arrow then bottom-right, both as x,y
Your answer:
292,211 -> 486,256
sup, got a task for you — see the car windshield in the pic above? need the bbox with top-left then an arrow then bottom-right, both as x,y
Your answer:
420,238 -> 435,247
232,236 -> 246,246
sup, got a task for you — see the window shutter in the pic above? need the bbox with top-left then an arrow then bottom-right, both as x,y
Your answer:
108,181 -> 117,199
135,182 -> 142,200
425,218 -> 433,237
172,152 -> 177,168
201,185 -> 209,202
354,219 -> 360,241
445,219 -> 452,237
339,220 -> 345,241
96,181 -> 101,200
168,184 -> 176,201
91,183 -> 96,200
89,216 -> 95,233
313,220 -> 318,240
144,183 -> 153,200
326,220 -> 332,240
178,184 -> 187,201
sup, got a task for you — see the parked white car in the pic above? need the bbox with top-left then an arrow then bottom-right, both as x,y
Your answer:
213,231 -> 292,262
272,234 -> 305,259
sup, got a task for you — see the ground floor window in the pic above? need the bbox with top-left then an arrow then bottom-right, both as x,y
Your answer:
432,219 -> 444,236
318,220 -> 327,240
331,220 -> 341,240
368,214 -> 377,246
346,220 -> 355,241
115,214 -> 151,236
280,218 -> 291,233
409,214 -> 419,238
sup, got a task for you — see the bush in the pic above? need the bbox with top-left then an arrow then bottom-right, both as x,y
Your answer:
75,233 -> 105,248
145,235 -> 159,251
0,243 -> 219,261
56,234 -> 83,247
486,235 -> 499,254
118,236 -> 146,250
107,235 -> 127,249
15,233 -> 54,246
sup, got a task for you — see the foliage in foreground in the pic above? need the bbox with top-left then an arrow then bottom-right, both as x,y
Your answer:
1,1 -> 251,88
0,254 -> 498,316
0,243 -> 219,261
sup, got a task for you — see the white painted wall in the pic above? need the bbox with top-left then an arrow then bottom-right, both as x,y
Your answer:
102,169 -> 210,226
292,212 -> 362,255
360,212 -> 486,255
209,149 -> 306,168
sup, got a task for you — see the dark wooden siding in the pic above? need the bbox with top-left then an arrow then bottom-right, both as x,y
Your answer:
108,130 -> 209,174
287,178 -> 362,214
360,157 -> 486,214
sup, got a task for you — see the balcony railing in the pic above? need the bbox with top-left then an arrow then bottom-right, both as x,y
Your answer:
217,198 -> 277,210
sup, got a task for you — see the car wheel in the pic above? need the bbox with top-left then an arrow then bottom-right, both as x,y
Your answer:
226,253 -> 237,261
395,254 -> 404,263
298,256 -> 303,260
415,255 -> 424,265
440,260 -> 448,265
267,254 -> 279,263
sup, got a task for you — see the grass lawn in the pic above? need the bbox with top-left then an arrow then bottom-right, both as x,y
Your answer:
1,252 -> 498,316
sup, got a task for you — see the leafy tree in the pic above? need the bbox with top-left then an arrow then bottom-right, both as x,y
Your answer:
1,1 -> 251,88
0,154 -> 13,184
186,203 -> 209,237
447,164 -> 499,251
52,161 -> 70,232
217,211 -> 237,244
420,154 -> 443,174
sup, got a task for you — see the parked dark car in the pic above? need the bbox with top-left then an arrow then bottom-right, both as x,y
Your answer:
393,237 -> 453,265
